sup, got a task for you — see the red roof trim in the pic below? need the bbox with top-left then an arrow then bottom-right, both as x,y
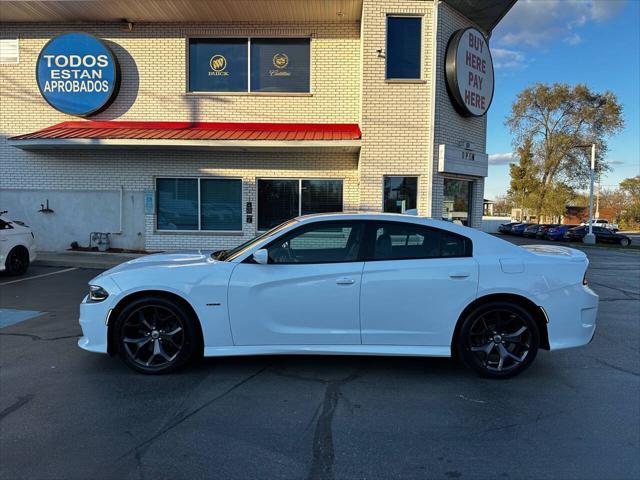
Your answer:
10,121 -> 362,142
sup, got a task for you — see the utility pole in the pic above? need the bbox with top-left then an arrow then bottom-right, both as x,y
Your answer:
583,143 -> 596,244
595,173 -> 601,219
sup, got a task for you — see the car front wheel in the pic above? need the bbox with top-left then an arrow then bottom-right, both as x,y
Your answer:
5,247 -> 29,276
114,296 -> 199,374
619,238 -> 630,247
457,301 -> 540,379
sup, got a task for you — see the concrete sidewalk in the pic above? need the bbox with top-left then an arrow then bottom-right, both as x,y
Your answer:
34,250 -> 146,269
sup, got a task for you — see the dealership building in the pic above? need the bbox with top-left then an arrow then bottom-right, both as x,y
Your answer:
0,0 -> 514,252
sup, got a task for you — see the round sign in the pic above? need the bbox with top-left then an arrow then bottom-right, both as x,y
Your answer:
36,33 -> 120,116
444,27 -> 494,117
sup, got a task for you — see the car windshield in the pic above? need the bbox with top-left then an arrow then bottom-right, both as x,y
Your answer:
215,219 -> 298,261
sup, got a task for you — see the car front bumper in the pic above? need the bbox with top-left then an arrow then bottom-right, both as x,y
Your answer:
78,277 -> 121,354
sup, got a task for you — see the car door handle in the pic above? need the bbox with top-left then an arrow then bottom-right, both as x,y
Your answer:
336,278 -> 356,285
449,272 -> 470,279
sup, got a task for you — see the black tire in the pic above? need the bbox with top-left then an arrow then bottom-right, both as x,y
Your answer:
114,296 -> 199,374
619,238 -> 630,247
457,301 -> 540,379
5,247 -> 29,276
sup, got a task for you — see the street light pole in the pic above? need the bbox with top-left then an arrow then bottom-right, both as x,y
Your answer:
583,143 -> 596,244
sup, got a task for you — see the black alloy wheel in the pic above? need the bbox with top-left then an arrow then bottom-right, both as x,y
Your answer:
458,301 -> 540,379
114,297 -> 198,374
5,248 -> 29,276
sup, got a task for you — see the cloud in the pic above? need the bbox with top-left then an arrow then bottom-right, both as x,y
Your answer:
492,48 -> 527,69
493,0 -> 626,48
564,33 -> 582,46
489,152 -> 516,165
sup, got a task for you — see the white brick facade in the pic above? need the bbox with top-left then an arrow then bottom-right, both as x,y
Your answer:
0,1 -> 491,252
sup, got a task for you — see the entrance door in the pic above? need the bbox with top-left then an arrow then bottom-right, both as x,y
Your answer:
360,221 -> 478,346
228,221 -> 365,345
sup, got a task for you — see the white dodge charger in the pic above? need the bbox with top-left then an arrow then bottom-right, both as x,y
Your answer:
79,213 -> 598,378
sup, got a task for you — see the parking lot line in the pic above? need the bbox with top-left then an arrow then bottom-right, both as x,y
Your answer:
0,267 -> 78,286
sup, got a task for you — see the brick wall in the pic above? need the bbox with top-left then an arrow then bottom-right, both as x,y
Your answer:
0,21 -> 361,250
0,2 -> 492,251
431,2 -> 487,229
359,0 -> 435,216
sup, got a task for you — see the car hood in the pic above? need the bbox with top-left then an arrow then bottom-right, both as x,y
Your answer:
96,250 -> 216,277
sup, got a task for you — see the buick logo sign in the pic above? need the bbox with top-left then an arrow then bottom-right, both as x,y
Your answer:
445,28 -> 495,117
36,32 -> 120,116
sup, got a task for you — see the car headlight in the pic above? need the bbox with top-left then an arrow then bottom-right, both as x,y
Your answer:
88,285 -> 109,302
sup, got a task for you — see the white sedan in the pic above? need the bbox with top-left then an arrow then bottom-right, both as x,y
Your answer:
1,214 -> 37,275
78,213 -> 598,378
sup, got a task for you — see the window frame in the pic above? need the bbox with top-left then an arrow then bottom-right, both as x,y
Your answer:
186,35 -> 313,96
256,177 -> 344,232
362,221 -> 473,262
155,176 -> 243,233
257,220 -> 368,265
385,14 -> 424,81
382,175 -> 419,213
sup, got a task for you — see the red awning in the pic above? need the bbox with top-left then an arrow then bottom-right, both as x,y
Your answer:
9,121 -> 361,149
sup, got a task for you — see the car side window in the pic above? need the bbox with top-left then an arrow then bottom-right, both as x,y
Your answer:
267,221 -> 365,264
371,222 -> 471,260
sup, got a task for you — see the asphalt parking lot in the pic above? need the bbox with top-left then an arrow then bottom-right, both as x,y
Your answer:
1,239 -> 639,480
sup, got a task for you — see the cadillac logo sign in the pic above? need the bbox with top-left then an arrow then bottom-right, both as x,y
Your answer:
272,53 -> 289,68
445,28 -> 495,117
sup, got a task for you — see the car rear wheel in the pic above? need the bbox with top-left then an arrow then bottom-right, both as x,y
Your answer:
5,247 -> 29,276
619,238 -> 630,247
457,301 -> 540,379
114,296 -> 199,374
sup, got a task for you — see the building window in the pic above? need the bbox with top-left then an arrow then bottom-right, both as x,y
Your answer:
188,38 -> 249,92
383,176 -> 417,213
386,16 -> 422,79
442,178 -> 473,226
258,179 -> 344,230
0,38 -> 19,64
188,38 -> 311,93
156,178 -> 242,231
250,38 -> 311,93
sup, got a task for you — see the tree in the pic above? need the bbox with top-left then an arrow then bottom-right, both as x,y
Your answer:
507,137 -> 540,217
506,83 -> 624,216
619,176 -> 640,227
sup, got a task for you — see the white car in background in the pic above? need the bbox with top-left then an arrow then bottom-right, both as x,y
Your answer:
581,219 -> 619,232
78,213 -> 598,379
0,212 -> 37,275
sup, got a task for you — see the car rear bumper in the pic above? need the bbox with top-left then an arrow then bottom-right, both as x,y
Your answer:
539,284 -> 598,350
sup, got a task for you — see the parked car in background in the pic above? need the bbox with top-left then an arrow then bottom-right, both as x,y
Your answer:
536,224 -> 559,239
78,212 -> 598,379
511,223 -> 535,236
547,225 -> 577,241
498,222 -> 521,234
565,226 -> 631,246
581,219 -> 619,232
523,224 -> 541,238
0,212 -> 37,275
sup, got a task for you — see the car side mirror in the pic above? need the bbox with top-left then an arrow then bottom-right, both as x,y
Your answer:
253,249 -> 269,265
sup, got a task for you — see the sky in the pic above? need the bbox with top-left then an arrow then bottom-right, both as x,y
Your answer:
484,0 -> 640,200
